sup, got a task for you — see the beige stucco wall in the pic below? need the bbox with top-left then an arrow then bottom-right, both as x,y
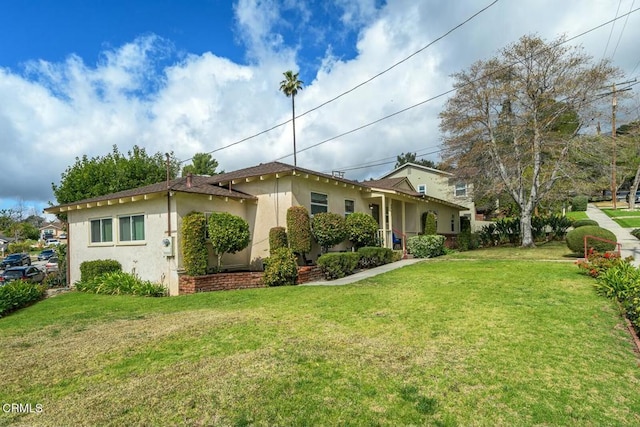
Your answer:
67,195 -> 181,295
387,167 -> 476,230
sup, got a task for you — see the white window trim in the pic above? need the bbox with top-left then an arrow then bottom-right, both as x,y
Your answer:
454,183 -> 467,197
310,192 -> 328,215
89,217 -> 114,246
117,213 -> 146,245
417,184 -> 426,195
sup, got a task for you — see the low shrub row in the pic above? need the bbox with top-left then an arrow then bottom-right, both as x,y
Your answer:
316,247 -> 398,280
0,281 -> 46,318
75,271 -> 167,297
80,259 -> 122,282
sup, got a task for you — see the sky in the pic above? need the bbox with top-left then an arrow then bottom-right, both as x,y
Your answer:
1,0 -> 640,217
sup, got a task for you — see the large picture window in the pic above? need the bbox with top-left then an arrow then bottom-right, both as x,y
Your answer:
90,218 -> 113,243
311,192 -> 328,215
119,214 -> 145,242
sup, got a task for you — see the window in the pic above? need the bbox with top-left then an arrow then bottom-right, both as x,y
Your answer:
455,183 -> 467,197
90,218 -> 113,243
451,214 -> 455,232
119,214 -> 145,242
344,200 -> 354,217
311,192 -> 328,215
417,184 -> 426,195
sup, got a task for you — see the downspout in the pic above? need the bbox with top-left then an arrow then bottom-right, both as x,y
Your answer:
166,153 -> 171,237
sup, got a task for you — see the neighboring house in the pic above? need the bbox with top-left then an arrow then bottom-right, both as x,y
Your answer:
379,162 -> 478,231
39,221 -> 65,240
0,235 -> 14,255
45,161 -> 467,296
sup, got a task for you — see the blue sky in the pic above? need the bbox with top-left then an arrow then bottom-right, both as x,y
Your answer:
1,0 -> 639,217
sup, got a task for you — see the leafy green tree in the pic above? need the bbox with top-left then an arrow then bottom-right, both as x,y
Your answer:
207,212 -> 250,269
279,70 -> 304,166
440,35 -> 620,247
181,153 -> 221,177
52,145 -> 180,206
311,212 -> 347,253
395,152 -> 436,169
345,212 -> 378,249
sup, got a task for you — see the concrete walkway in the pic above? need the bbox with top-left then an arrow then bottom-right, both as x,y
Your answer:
586,204 -> 640,265
302,257 -> 424,286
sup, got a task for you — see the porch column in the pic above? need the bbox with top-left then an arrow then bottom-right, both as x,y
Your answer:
401,201 -> 406,237
381,195 -> 388,248
388,199 -> 393,249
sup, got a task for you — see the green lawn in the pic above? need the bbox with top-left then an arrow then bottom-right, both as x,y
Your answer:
565,211 -> 588,221
1,255 -> 640,425
601,209 -> 640,218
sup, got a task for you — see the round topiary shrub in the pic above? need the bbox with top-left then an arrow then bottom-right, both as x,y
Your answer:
565,225 -> 616,254
572,219 -> 598,228
345,212 -> 379,249
311,212 -> 347,252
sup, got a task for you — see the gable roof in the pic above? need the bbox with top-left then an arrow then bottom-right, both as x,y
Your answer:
45,174 -> 256,214
45,161 -> 468,214
379,162 -> 453,180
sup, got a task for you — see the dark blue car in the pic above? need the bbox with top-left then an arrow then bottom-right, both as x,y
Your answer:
0,253 -> 31,269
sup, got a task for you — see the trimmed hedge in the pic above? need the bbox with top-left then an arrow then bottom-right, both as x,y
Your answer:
571,195 -> 589,211
566,225 -> 616,254
287,206 -> 312,257
424,212 -> 437,235
407,235 -> 446,258
268,227 -> 288,254
345,213 -> 379,249
358,247 -> 393,268
312,212 -> 347,252
573,219 -> 599,228
181,212 -> 208,276
317,252 -> 360,280
0,282 -> 46,318
263,247 -> 298,287
80,259 -> 122,282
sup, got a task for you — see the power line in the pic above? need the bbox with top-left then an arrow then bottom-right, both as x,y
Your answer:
602,0 -> 623,60
611,0 -> 635,59
177,0 -> 500,165
270,6 -> 640,164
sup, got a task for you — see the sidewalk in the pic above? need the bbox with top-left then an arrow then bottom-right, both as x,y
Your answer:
302,257 -> 424,286
585,204 -> 640,265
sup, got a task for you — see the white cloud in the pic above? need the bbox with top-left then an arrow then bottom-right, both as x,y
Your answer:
0,0 -> 639,213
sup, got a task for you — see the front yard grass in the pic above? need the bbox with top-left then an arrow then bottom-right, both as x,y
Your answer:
1,255 -> 640,425
601,208 -> 640,218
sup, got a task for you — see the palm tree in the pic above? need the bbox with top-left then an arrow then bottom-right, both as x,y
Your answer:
279,70 -> 304,166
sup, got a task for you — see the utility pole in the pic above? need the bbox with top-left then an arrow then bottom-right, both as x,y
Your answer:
603,79 -> 635,209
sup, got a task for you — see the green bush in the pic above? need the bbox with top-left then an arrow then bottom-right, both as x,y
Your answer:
633,229 -> 640,240
456,231 -> 480,251
8,241 -> 34,254
268,227 -> 288,254
208,212 -> 251,269
494,217 -> 520,245
0,281 -> 46,318
479,223 -> 499,246
262,247 -> 298,287
571,195 -> 589,212
573,219 -> 599,228
566,226 -> 616,254
75,271 -> 167,296
345,212 -> 379,249
312,212 -> 347,252
181,212 -> 208,276
622,287 -> 640,335
80,259 -> 122,282
546,215 -> 573,240
594,261 -> 640,300
407,235 -> 446,258
357,247 -> 394,268
287,206 -> 312,260
424,212 -> 437,235
317,252 -> 360,280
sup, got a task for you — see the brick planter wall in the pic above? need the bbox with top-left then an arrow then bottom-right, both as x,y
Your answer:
178,266 -> 323,295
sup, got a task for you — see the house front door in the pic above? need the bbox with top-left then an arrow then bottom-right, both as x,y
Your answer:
370,204 -> 380,226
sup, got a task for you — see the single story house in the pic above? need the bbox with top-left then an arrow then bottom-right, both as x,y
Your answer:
45,161 -> 467,296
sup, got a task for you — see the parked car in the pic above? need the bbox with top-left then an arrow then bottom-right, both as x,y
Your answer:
59,233 -> 67,240
45,256 -> 59,274
0,253 -> 31,269
46,239 -> 61,246
0,266 -> 45,284
626,191 -> 640,203
37,249 -> 56,261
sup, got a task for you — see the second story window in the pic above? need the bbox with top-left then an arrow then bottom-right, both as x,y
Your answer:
455,183 -> 467,197
417,184 -> 426,195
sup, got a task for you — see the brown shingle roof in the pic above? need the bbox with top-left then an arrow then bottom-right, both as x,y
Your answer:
361,177 -> 422,197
